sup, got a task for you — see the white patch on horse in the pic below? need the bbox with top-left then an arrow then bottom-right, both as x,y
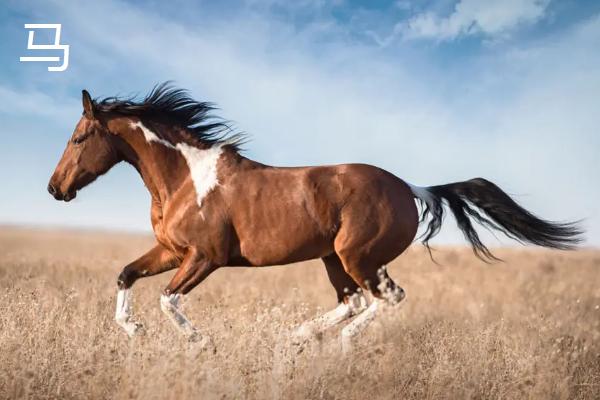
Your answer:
407,183 -> 436,211
131,121 -> 176,149
115,288 -> 142,337
131,121 -> 223,209
175,142 -> 223,208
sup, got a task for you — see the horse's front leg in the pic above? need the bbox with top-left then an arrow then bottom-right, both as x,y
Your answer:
115,244 -> 179,337
160,248 -> 218,345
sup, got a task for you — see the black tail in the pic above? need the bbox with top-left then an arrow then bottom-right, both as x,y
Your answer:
411,178 -> 584,261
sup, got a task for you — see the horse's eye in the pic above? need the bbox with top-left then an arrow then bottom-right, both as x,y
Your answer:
72,136 -> 86,145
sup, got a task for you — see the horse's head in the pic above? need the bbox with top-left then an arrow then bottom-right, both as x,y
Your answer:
48,90 -> 120,202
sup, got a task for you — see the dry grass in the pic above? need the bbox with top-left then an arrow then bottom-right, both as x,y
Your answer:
0,227 -> 599,399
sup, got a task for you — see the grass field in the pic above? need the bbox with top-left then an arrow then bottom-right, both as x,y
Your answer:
0,227 -> 599,399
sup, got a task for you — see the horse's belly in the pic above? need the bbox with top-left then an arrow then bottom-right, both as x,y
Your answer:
237,240 -> 332,266
227,166 -> 341,266
235,219 -> 334,266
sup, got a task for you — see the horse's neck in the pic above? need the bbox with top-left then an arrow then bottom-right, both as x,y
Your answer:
112,117 -> 249,205
111,118 -> 189,203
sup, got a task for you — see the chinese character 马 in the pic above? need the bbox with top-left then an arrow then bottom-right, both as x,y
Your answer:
19,24 -> 70,72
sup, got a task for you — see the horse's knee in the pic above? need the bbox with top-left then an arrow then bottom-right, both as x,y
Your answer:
117,265 -> 140,289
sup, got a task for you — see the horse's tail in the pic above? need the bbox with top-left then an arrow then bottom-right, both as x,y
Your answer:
407,178 -> 583,261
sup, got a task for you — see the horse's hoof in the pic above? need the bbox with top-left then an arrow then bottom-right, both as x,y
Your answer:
118,320 -> 145,337
291,325 -> 313,346
133,322 -> 146,336
341,336 -> 353,354
291,338 -> 310,355
188,330 -> 201,343
203,338 -> 217,354
189,332 -> 216,354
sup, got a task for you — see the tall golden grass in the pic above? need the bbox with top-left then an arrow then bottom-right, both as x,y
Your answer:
0,227 -> 598,399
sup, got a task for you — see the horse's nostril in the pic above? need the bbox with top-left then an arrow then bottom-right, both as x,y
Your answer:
47,184 -> 57,196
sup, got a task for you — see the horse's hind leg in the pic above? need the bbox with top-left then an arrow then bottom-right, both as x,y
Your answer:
334,223 -> 408,351
339,264 -> 406,353
292,254 -> 367,344
323,253 -> 361,303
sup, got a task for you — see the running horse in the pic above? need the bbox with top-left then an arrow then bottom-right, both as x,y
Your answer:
48,84 -> 582,350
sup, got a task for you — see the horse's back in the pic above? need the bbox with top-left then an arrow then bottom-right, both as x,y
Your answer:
310,163 -> 416,213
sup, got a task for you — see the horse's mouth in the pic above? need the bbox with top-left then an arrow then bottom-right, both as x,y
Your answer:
62,191 -> 77,202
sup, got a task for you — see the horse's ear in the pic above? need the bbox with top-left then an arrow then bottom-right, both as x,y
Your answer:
82,89 -> 95,119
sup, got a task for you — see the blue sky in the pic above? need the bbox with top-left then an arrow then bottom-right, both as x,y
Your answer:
1,0 -> 599,247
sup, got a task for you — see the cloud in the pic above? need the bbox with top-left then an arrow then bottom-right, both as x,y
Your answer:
0,85 -> 78,124
2,0 -> 599,245
404,0 -> 550,41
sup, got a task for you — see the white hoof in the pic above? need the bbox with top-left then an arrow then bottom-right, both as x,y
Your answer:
193,333 -> 216,353
341,333 -> 353,354
116,317 -> 144,337
291,324 -> 315,346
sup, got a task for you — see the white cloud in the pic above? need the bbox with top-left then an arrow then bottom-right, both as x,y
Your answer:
395,1 -> 412,11
3,0 -> 599,245
0,86 -> 78,124
404,0 -> 550,41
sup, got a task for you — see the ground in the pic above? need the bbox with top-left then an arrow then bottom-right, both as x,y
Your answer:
0,227 -> 599,399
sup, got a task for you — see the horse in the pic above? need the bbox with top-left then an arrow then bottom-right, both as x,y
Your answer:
48,83 -> 583,351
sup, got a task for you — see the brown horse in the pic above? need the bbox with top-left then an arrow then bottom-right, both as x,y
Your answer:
48,84 -> 582,350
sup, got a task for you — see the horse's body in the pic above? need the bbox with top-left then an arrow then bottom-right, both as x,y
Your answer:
155,152 -> 417,270
48,84 -> 582,350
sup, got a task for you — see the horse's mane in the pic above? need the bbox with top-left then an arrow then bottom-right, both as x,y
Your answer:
94,82 -> 245,151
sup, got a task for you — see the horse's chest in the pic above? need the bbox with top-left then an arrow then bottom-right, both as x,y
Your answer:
151,197 -> 216,255
151,203 -> 183,254
153,221 -> 173,250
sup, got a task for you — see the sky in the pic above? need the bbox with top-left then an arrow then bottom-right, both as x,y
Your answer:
0,0 -> 599,247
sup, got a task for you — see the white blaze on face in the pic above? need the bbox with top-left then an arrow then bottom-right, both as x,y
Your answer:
131,121 -> 223,208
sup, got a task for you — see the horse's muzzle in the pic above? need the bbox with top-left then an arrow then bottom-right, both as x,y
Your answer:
47,183 -> 76,202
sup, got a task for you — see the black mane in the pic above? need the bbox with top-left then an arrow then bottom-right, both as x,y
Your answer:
94,82 -> 245,150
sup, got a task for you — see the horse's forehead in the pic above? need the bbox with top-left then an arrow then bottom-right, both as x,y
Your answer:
74,116 -> 94,132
